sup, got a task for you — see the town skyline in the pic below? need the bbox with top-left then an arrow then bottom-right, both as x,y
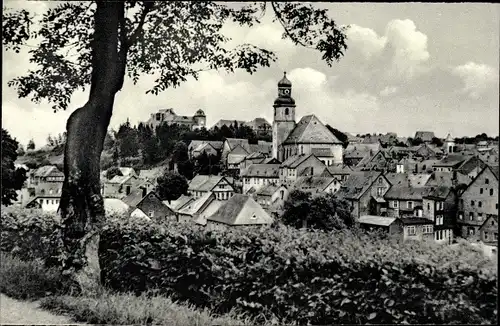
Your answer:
3,1 -> 499,146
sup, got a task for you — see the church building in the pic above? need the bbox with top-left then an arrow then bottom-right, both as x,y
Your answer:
272,72 -> 343,165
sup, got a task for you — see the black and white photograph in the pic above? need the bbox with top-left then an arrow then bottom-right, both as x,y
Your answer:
1,1 -> 498,325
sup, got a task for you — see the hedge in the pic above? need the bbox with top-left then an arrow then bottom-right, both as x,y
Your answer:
1,208 -> 497,324
99,218 -> 498,325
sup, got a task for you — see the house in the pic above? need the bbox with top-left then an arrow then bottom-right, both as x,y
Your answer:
400,218 -> 434,242
479,215 -> 498,247
118,167 -> 138,178
241,163 -> 280,194
188,140 -> 224,159
271,73 -> 343,164
211,119 -> 246,130
356,150 -> 392,171
138,166 -> 165,185
433,154 -> 468,173
164,194 -> 195,211
206,194 -> 273,229
455,156 -> 487,184
425,172 -> 454,188
254,184 -> 289,214
414,159 -> 441,174
335,171 -> 389,219
422,186 -> 456,245
411,143 -> 438,159
146,108 -> 206,130
384,186 -> 432,218
238,152 -> 268,171
122,190 -> 175,222
414,131 -> 435,143
103,174 -> 140,198
245,117 -> 272,136
25,195 -> 61,212
358,215 -> 403,237
27,165 -> 64,197
293,176 -> 340,195
188,175 -> 235,200
176,192 -> 224,225
226,145 -> 250,170
476,140 -> 491,153
320,164 -> 352,182
456,165 -> 499,240
384,173 -> 431,188
279,154 -> 326,186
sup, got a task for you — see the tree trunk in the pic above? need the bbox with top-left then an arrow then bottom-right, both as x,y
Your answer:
59,1 -> 126,291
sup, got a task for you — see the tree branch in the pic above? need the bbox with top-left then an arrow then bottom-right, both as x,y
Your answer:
270,2 -> 315,50
126,1 -> 155,48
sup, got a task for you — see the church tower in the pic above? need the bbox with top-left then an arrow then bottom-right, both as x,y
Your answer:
272,72 -> 296,161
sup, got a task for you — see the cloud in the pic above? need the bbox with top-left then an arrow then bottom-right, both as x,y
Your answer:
452,62 -> 499,99
345,24 -> 387,59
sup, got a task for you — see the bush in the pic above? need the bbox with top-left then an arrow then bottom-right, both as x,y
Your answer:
99,219 -> 497,325
1,206 -> 62,267
0,253 -> 66,300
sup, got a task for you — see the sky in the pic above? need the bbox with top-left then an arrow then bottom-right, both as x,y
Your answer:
2,1 -> 499,147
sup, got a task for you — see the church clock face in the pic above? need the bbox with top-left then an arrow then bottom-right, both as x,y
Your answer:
283,89 -> 290,95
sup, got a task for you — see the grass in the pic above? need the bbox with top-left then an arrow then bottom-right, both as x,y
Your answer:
0,252 -> 261,325
0,253 -> 65,300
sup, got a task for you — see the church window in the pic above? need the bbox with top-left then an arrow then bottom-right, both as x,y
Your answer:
285,108 -> 289,115
300,146 -> 304,155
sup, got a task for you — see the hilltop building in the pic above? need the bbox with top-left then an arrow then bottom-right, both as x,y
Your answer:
146,108 -> 206,130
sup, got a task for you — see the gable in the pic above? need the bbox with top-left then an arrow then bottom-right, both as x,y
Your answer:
283,115 -> 342,145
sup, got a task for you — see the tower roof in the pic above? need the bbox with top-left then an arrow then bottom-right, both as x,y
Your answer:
278,72 -> 292,87
445,133 -> 454,142
195,109 -> 205,116
273,96 -> 296,107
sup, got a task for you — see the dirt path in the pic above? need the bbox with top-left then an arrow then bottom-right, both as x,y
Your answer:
0,293 -> 75,325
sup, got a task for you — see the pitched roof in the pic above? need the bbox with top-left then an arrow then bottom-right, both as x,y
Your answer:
138,167 -> 165,181
311,148 -> 334,157
108,175 -> 134,184
177,192 -> 214,216
346,143 -> 381,153
293,176 -> 337,192
490,165 -> 499,179
241,164 -> 280,178
479,214 -> 498,231
456,156 -> 487,175
225,138 -> 250,151
434,154 -> 468,167
280,154 -> 319,169
188,175 -> 229,192
414,131 -> 435,142
384,186 -> 432,200
228,144 -> 249,156
335,171 -> 382,200
164,195 -> 195,211
256,184 -> 281,197
249,142 -> 272,155
122,189 -> 146,207
323,164 -> 353,176
33,165 -> 63,177
104,198 -> 130,214
207,194 -> 273,225
119,167 -> 136,177
425,172 -> 454,187
359,215 -> 398,227
384,173 -> 430,188
423,186 -> 452,200
283,115 -> 342,145
194,199 -> 225,226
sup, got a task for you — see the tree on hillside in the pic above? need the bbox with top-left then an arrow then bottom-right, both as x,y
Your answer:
281,190 -> 354,231
105,166 -> 123,180
326,125 -> 349,149
157,171 -> 188,204
194,151 -> 221,176
17,144 -> 25,156
1,129 -> 28,206
103,131 -> 115,151
27,139 -> 35,151
115,120 -> 140,158
3,1 -> 348,283
431,137 -> 443,147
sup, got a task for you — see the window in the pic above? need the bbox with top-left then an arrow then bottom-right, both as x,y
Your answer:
378,178 -> 382,184
485,178 -> 489,184
393,201 -> 398,208
458,213 -> 463,220
495,233 -> 498,240
469,212 -> 474,220
468,227 -> 475,236
478,213 -> 483,221
251,214 -> 257,219
407,201 -> 414,209
427,203 -> 430,211
149,211 -> 154,218
460,199 -> 463,206
407,226 -> 416,236
377,187 -> 384,196
436,215 -> 443,226
471,200 -> 475,206
156,113 -> 161,121
485,232 -> 489,240
126,186 -> 131,195
490,189 -> 494,196
423,225 -> 433,234
480,188 -> 483,194
285,108 -> 289,115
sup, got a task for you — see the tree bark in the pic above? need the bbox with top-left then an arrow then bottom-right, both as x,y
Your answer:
59,1 -> 125,290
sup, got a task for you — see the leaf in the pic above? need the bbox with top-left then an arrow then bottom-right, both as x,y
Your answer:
368,312 -> 377,320
341,298 -> 351,306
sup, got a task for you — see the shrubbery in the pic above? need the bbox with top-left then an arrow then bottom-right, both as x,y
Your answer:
99,218 -> 498,325
2,208 -> 497,325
